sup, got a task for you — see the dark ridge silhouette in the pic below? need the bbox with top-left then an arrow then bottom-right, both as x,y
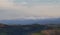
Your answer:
0,23 -> 59,35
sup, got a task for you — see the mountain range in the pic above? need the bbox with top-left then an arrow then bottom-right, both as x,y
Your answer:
0,18 -> 60,25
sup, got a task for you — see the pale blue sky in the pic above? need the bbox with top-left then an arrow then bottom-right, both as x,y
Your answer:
12,0 -> 60,4
9,0 -> 60,7
0,0 -> 60,20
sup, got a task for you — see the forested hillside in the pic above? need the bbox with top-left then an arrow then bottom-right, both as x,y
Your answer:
0,23 -> 59,35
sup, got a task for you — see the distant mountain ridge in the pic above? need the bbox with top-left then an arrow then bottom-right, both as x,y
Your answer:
0,18 -> 60,25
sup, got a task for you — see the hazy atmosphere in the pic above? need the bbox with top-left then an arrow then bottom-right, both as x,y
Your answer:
0,0 -> 60,35
0,0 -> 60,20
